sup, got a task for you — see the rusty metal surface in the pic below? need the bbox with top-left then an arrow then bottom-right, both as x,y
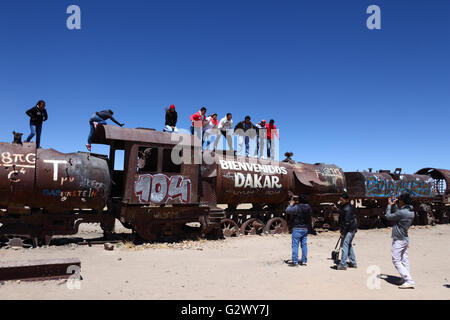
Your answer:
91,125 -> 202,148
0,258 -> 81,282
293,162 -> 346,195
416,168 -> 450,196
0,142 -> 110,213
345,171 -> 435,198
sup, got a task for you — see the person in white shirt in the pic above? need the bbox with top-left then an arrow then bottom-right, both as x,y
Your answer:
213,113 -> 234,152
202,113 -> 219,149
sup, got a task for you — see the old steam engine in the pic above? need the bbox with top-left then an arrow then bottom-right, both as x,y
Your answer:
0,125 -> 448,246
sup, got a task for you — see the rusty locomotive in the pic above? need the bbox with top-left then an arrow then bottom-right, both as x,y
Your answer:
0,125 -> 448,246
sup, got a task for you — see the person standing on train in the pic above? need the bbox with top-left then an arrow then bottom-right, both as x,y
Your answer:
285,195 -> 312,267
254,119 -> 266,158
202,113 -> 219,149
25,100 -> 48,149
234,115 -> 255,157
386,193 -> 416,289
190,107 -> 207,141
266,119 -> 279,160
213,113 -> 234,152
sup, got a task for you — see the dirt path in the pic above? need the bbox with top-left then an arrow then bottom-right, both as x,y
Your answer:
0,224 -> 449,300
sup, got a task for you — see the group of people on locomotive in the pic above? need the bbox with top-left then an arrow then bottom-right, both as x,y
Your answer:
285,193 -> 416,289
23,101 -> 279,159
165,105 -> 280,159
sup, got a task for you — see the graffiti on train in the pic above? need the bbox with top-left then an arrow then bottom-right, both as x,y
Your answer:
134,174 -> 191,204
365,176 -> 434,197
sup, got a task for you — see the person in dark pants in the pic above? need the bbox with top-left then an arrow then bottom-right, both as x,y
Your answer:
163,105 -> 178,133
86,109 -> 124,151
266,119 -> 279,160
25,100 -> 48,148
285,195 -> 312,267
335,193 -> 358,270
234,116 -> 255,157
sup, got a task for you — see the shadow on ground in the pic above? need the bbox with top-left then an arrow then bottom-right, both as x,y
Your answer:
377,274 -> 403,286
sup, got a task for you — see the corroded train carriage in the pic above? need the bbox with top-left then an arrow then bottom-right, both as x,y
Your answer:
0,125 -> 449,246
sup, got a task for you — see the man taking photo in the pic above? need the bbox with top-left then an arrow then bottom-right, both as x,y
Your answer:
386,193 -> 416,289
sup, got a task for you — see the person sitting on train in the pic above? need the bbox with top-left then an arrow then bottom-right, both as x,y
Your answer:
285,195 -> 312,267
163,105 -> 178,133
86,109 -> 124,152
190,107 -> 207,141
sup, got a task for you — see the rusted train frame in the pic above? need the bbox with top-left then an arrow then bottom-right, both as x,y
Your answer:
91,126 -> 223,241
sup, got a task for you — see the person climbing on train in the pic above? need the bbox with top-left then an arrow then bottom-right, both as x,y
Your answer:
234,115 -> 256,157
190,107 -> 207,141
202,113 -> 219,149
86,109 -> 124,152
386,193 -> 416,289
285,195 -> 312,267
163,105 -> 178,133
213,113 -> 234,153
266,119 -> 279,160
25,100 -> 48,149
334,193 -> 358,270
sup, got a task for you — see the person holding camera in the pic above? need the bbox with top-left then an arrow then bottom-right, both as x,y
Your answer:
285,195 -> 312,267
386,193 -> 416,289
335,193 -> 358,270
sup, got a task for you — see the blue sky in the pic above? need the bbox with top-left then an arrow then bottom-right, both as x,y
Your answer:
0,0 -> 448,173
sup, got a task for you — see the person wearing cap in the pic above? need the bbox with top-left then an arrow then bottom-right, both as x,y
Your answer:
386,193 -> 416,289
190,107 -> 207,140
202,113 -> 219,149
234,115 -> 256,157
86,109 -> 124,152
213,113 -> 234,152
266,119 -> 279,160
254,119 -> 267,158
163,105 -> 178,133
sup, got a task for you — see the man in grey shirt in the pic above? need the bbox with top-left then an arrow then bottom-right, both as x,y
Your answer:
386,193 -> 416,289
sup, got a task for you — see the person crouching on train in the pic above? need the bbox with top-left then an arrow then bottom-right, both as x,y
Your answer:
286,195 -> 312,267
386,193 -> 416,289
163,105 -> 178,133
335,193 -> 358,270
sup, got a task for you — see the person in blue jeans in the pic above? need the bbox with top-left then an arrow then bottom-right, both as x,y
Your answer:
86,109 -> 124,151
25,100 -> 48,149
285,195 -> 312,267
335,193 -> 358,270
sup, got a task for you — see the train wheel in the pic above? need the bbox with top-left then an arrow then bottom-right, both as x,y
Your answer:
240,218 -> 265,236
263,218 -> 288,234
221,219 -> 240,238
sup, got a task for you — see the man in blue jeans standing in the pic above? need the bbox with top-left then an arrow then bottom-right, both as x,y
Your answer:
25,100 -> 48,149
335,193 -> 358,270
285,195 -> 312,267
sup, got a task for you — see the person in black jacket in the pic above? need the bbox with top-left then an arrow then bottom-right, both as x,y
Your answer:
335,193 -> 358,270
86,109 -> 124,152
163,105 -> 178,133
234,116 -> 256,157
285,195 -> 312,267
25,100 -> 48,148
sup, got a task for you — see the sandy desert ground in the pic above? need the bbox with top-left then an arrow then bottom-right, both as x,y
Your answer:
0,222 -> 449,300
